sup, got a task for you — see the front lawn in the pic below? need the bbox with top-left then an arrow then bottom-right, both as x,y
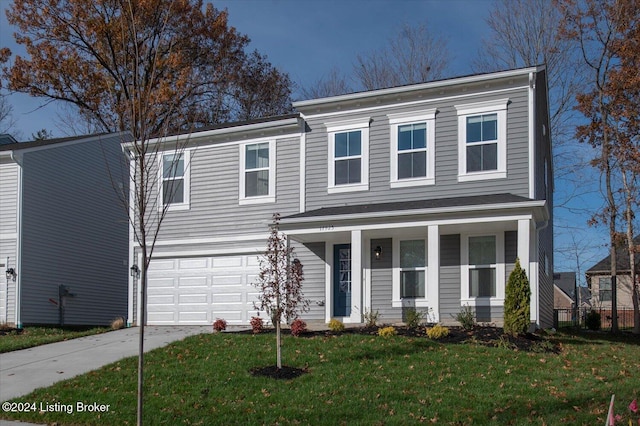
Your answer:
1,329 -> 639,425
0,326 -> 110,353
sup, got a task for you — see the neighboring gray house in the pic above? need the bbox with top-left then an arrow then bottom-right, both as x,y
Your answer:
553,272 -> 577,309
125,66 -> 554,328
0,133 -> 131,327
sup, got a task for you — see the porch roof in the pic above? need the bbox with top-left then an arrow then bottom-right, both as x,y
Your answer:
283,193 -> 544,223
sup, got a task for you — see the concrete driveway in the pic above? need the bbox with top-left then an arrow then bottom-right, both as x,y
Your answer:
0,326 -> 210,403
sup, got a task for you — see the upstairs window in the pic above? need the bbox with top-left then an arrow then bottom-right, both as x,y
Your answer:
388,109 -> 437,187
455,99 -> 508,182
326,118 -> 370,193
598,277 -> 612,302
160,151 -> 190,210
334,130 -> 362,185
240,140 -> 275,204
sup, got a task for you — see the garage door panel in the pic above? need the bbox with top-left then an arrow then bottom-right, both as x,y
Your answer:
179,276 -> 208,287
149,260 -> 176,271
147,254 -> 260,325
179,258 -> 208,269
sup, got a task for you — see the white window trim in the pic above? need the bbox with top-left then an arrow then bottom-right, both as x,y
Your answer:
460,232 -> 505,306
239,140 -> 276,205
455,98 -> 508,182
326,118 -> 370,194
392,237 -> 429,308
158,149 -> 191,211
388,109 -> 437,188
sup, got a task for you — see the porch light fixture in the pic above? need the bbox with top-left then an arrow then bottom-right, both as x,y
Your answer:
130,264 -> 140,279
374,246 -> 382,260
5,267 -> 15,280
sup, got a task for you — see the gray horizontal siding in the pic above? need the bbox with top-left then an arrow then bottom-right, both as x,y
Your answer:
157,136 -> 300,240
294,242 -> 325,321
304,85 -> 531,211
0,161 -> 18,235
370,238 -> 398,321
20,134 -> 129,325
440,234 -> 461,322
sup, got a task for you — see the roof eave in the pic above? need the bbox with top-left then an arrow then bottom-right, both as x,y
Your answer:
280,200 -> 547,226
293,66 -> 543,109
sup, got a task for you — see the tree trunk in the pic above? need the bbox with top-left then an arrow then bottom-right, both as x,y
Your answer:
622,171 -> 639,334
137,245 -> 147,426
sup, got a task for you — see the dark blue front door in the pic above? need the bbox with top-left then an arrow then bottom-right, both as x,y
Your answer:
333,244 -> 352,317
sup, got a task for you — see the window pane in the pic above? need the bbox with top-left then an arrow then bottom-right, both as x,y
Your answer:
245,170 -> 269,197
467,145 -> 482,172
163,179 -> 184,205
398,153 -> 412,179
469,236 -> 496,265
398,125 -> 412,151
163,154 -> 184,179
412,151 -> 426,177
246,143 -> 269,170
482,143 -> 497,170
347,158 -> 361,183
400,240 -> 425,268
467,116 -> 482,143
482,114 -> 497,141
599,277 -> 612,290
412,123 -> 426,149
257,144 -> 269,168
348,131 -> 361,156
335,132 -> 348,158
335,159 -> 349,185
469,268 -> 496,297
600,290 -> 612,301
401,270 -> 425,298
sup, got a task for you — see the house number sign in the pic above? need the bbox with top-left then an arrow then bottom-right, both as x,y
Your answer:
319,225 -> 334,231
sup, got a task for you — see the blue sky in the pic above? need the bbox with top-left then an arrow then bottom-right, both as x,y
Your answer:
0,0 -> 494,138
0,0 -> 609,279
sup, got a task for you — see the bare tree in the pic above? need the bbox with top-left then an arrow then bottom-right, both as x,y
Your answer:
0,94 -> 17,135
354,23 -> 450,91
299,67 -> 352,100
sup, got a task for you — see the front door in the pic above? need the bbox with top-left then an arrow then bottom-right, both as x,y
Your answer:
333,244 -> 352,317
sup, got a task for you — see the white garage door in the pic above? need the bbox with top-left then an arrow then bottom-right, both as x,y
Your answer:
147,254 -> 262,325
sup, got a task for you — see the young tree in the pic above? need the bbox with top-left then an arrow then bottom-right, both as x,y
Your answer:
504,258 -> 531,336
0,0 -> 293,135
254,213 -> 309,369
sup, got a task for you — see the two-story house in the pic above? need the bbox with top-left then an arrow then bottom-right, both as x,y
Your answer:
0,133 -> 130,327
125,66 -> 553,329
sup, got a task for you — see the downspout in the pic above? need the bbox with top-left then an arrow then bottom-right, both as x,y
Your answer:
4,256 -> 8,324
10,150 -> 23,328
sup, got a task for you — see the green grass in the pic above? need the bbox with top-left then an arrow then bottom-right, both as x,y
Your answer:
1,331 -> 639,425
0,326 -> 110,353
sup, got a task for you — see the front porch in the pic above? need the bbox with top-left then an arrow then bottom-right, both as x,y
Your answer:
280,196 -> 549,328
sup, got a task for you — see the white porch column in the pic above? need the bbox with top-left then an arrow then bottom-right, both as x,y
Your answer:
427,225 -> 440,322
350,230 -> 363,323
517,219 -> 536,323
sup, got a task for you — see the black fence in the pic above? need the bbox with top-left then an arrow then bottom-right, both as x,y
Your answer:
554,307 -> 636,330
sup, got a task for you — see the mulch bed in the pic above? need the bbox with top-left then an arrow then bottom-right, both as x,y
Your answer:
249,365 -> 308,380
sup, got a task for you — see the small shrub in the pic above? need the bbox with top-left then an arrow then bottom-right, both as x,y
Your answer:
503,258 -> 531,336
250,316 -> 264,334
585,310 -> 601,331
456,304 -> 476,331
426,324 -> 450,340
328,318 -> 345,333
110,317 -> 125,330
531,339 -> 556,353
404,308 -> 426,330
378,326 -> 397,338
290,318 -> 307,337
212,318 -> 227,332
363,309 -> 380,327
496,335 -> 517,350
